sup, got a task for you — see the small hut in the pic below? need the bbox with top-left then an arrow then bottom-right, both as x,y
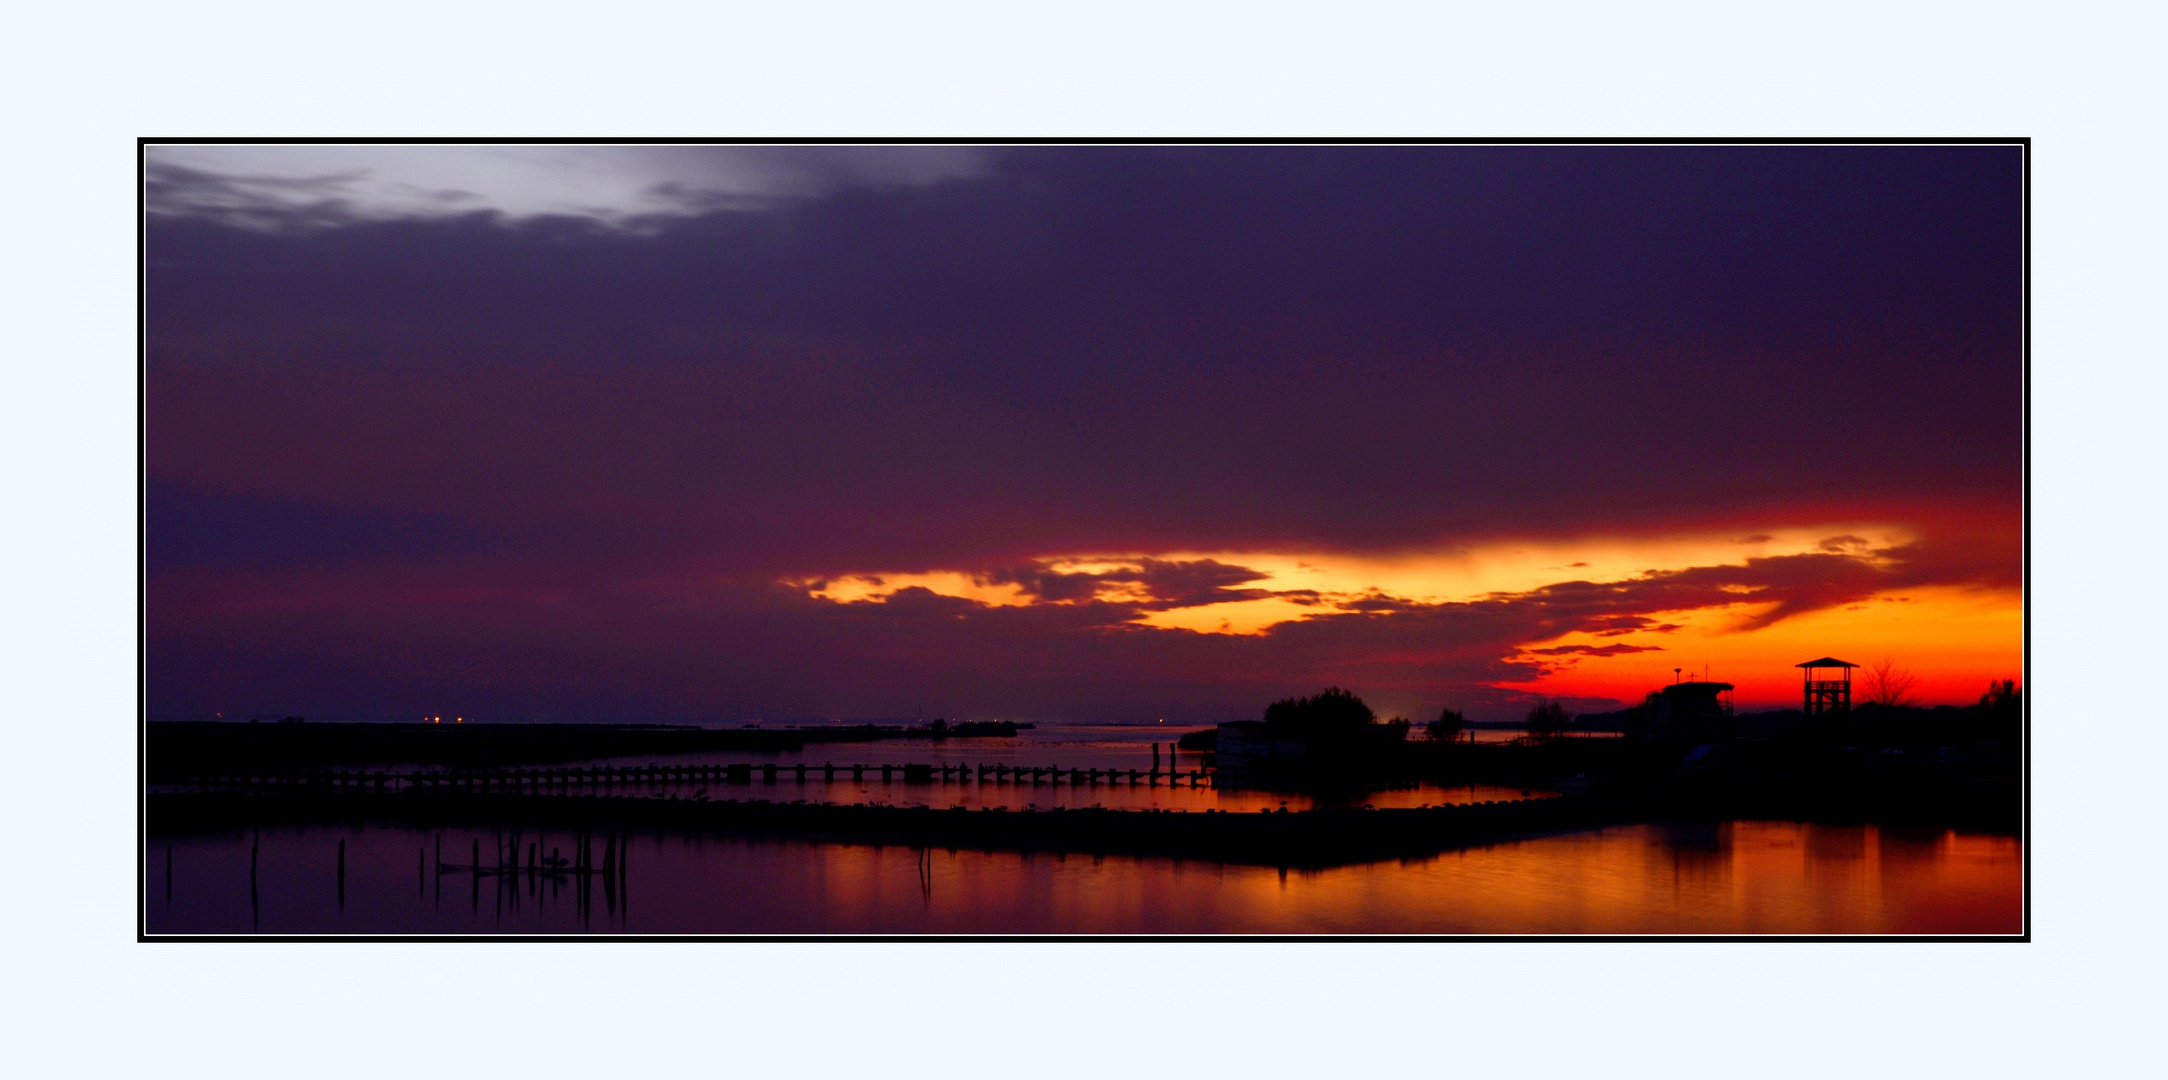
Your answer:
1797,657 -> 1857,716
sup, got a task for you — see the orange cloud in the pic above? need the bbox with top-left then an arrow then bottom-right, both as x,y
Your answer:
785,522 -> 2020,711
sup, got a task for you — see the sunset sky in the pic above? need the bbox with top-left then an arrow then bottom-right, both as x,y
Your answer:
146,143 -> 2023,724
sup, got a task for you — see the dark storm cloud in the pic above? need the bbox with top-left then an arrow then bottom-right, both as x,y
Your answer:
145,145 -> 2023,722
984,558 -> 1274,609
1526,643 -> 1667,657
1582,615 -> 1685,637
1485,539 -> 2002,635
148,144 -> 2021,579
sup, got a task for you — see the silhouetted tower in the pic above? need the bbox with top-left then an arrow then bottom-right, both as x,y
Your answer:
1797,657 -> 1856,716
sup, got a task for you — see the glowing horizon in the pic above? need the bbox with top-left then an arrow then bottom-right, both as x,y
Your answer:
790,523 -> 2018,711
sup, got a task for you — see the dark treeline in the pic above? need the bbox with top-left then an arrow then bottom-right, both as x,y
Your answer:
1260,687 -> 1411,747
1209,683 -> 2022,831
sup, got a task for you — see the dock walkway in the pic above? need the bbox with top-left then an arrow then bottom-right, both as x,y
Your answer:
173,761 -> 1219,792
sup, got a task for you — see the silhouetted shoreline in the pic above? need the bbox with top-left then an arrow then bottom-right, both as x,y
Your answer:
149,789 -> 1619,868
147,773 -> 2014,869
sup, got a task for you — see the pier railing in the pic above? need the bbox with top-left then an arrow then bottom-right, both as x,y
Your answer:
166,760 -> 1221,794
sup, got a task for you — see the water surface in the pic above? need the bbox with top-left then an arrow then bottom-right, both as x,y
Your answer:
147,820 -> 2020,935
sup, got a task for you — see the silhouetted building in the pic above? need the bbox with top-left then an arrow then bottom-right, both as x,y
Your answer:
1798,657 -> 1856,716
1638,681 -> 1734,742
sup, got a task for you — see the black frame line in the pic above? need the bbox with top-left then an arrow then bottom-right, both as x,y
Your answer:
137,136 -> 2031,944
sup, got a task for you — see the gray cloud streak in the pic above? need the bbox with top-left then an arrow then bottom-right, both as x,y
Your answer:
146,144 -> 993,230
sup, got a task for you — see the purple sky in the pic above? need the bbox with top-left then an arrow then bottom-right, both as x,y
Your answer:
147,144 -> 2022,724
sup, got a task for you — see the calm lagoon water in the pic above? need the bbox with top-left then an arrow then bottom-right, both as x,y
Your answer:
146,819 -> 2021,936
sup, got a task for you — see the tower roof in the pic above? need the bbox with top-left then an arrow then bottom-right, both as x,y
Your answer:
1795,657 -> 1857,668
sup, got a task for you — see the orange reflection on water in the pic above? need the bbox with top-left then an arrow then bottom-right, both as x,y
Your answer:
148,820 -> 2021,934
635,821 -> 2021,934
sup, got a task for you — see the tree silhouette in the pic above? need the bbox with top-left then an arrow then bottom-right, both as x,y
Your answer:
1525,701 -> 1569,742
1976,679 -> 2022,742
1427,707 -> 1466,743
1261,687 -> 1376,740
1979,679 -> 2021,712
1863,657 -> 1920,708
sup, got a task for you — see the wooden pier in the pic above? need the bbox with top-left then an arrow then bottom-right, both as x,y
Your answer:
170,760 -> 1220,794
